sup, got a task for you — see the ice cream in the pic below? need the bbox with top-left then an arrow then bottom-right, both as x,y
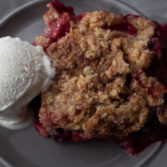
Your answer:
0,36 -> 55,129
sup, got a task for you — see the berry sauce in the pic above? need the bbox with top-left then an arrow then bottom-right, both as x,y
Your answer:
111,116 -> 167,155
104,21 -> 137,36
147,22 -> 167,86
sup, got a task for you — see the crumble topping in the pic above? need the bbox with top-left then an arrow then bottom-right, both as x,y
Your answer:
35,3 -> 167,139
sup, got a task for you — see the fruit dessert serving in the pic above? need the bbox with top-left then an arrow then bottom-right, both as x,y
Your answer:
34,0 -> 167,155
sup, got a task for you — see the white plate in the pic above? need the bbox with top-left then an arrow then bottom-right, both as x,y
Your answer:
0,1 -> 166,167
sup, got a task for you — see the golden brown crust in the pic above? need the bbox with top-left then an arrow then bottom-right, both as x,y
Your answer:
35,9 -> 167,138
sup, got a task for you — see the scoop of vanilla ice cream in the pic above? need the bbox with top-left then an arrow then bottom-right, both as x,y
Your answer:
0,36 -> 55,129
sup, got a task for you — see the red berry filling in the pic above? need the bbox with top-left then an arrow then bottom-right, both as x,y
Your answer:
44,13 -> 71,45
147,22 -> 167,86
53,129 -> 87,143
51,0 -> 75,15
34,121 -> 48,137
43,0 -> 84,49
112,115 -> 167,155
104,21 -> 137,36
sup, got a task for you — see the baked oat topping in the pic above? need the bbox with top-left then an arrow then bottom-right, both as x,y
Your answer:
35,0 -> 167,152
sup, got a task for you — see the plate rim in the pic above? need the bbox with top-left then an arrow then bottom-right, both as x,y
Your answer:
0,0 -> 49,27
0,0 -> 145,28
